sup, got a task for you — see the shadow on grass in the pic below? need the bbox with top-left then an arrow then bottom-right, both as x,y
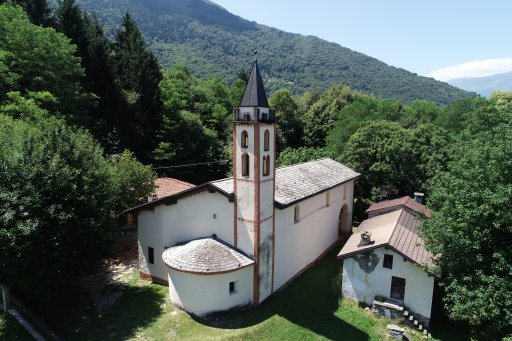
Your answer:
27,278 -> 165,341
193,248 -> 370,341
71,284 -> 165,341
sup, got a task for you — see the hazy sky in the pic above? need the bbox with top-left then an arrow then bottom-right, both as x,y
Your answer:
209,0 -> 512,81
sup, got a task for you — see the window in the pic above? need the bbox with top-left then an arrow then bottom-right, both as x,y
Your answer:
213,213 -> 217,219
241,130 -> 248,148
294,205 -> 300,223
242,153 -> 249,177
390,276 -> 406,301
326,192 -> 330,207
263,156 -> 270,176
343,185 -> 347,200
229,281 -> 238,295
264,129 -> 270,151
148,247 -> 154,264
383,254 -> 393,269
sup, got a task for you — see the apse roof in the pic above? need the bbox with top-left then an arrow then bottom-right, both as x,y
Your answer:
162,237 -> 254,274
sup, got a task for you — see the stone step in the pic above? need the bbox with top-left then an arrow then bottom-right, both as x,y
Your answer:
403,311 -> 409,316
409,315 -> 414,321
414,320 -> 418,326
419,325 -> 423,330
423,329 -> 428,335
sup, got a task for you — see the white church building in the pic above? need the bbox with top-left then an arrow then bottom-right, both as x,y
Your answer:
126,61 -> 360,316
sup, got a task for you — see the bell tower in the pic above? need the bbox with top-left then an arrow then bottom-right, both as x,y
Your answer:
232,60 -> 276,304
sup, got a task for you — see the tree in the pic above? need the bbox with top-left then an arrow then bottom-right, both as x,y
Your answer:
0,4 -> 94,125
420,126 -> 512,339
277,147 -> 331,167
112,12 -> 163,162
339,121 -> 450,204
0,114 -> 155,297
269,89 -> 303,150
54,0 -> 124,153
302,85 -> 358,147
326,95 -> 402,155
0,0 -> 52,26
153,110 -> 225,184
109,150 -> 156,219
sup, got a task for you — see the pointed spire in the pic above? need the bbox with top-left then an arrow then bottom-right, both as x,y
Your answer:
240,60 -> 269,107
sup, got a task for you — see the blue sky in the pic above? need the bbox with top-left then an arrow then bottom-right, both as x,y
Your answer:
210,0 -> 512,81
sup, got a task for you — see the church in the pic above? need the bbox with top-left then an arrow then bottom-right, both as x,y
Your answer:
126,60 -> 360,316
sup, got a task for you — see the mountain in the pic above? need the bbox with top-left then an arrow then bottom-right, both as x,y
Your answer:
77,0 -> 475,104
447,71 -> 512,98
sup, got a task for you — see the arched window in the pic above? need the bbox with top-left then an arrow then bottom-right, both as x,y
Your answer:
294,205 -> 300,223
241,130 -> 248,148
262,156 -> 270,176
242,153 -> 249,177
326,192 -> 330,207
264,129 -> 270,151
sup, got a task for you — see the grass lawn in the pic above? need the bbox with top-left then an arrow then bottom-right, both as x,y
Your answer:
34,248 -> 470,341
0,311 -> 33,340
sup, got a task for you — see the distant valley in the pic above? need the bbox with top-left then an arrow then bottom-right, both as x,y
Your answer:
447,71 -> 512,97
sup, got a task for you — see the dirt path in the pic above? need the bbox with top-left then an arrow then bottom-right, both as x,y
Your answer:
80,229 -> 138,313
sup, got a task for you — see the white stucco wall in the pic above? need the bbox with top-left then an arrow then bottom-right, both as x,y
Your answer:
167,266 -> 253,316
341,247 -> 434,319
273,181 -> 355,290
138,191 -> 234,281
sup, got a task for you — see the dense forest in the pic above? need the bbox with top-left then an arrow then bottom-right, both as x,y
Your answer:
74,0 -> 476,104
0,0 -> 510,339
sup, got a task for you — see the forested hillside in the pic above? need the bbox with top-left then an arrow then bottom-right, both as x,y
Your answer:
75,0 -> 475,104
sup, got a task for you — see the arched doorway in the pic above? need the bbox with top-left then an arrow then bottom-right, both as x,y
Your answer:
338,204 -> 351,243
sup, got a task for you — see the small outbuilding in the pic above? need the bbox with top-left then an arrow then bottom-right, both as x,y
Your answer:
338,200 -> 436,326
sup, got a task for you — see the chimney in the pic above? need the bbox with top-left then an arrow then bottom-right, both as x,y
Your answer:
414,192 -> 425,204
359,231 -> 372,246
148,192 -> 158,202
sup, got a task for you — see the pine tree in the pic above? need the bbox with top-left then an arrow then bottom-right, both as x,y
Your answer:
112,12 -> 163,162
1,0 -> 52,25
54,0 -> 124,153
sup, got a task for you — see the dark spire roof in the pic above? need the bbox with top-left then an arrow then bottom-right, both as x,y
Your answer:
240,61 -> 269,107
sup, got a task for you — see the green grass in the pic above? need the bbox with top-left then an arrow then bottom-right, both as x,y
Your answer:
0,311 -> 33,340
33,249 -> 470,340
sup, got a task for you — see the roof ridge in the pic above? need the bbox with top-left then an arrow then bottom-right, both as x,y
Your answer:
273,157 -> 335,170
386,208 -> 405,244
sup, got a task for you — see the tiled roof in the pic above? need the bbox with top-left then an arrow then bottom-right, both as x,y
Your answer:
337,209 -> 435,269
126,158 -> 359,213
162,237 -> 254,274
211,158 -> 360,208
154,178 -> 195,198
366,196 -> 431,217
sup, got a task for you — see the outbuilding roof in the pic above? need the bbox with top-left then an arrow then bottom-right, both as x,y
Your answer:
162,237 -> 254,274
153,178 -> 195,198
366,196 -> 431,217
211,158 -> 360,208
337,209 -> 436,270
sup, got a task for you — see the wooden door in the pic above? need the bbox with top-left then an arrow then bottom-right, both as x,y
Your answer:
390,276 -> 406,301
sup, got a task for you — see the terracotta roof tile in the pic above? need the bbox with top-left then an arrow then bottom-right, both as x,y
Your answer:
366,196 -> 431,217
154,178 -> 195,198
162,237 -> 254,274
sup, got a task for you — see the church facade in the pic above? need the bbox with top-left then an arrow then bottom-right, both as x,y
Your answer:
126,61 -> 360,315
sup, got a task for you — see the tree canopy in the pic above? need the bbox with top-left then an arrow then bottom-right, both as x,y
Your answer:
420,125 -> 512,339
0,114 -> 154,296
